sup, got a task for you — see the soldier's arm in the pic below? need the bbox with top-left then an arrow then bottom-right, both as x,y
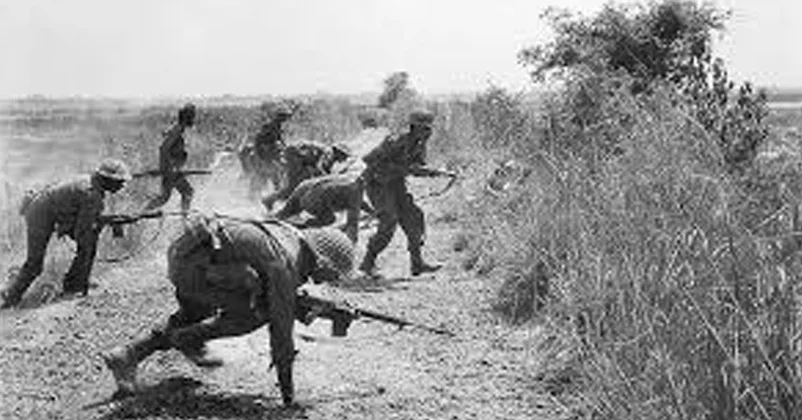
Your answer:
74,191 -> 104,244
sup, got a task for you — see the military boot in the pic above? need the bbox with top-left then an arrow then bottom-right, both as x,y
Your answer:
358,251 -> 378,277
277,364 -> 295,407
0,289 -> 16,309
410,248 -> 441,276
101,327 -> 173,398
101,346 -> 139,399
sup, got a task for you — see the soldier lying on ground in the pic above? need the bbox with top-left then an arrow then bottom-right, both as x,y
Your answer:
0,159 -> 131,309
101,214 -> 355,407
144,103 -> 198,212
272,172 -> 373,243
261,141 -> 351,211
239,105 -> 294,199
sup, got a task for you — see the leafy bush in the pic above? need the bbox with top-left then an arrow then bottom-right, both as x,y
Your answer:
519,0 -> 770,171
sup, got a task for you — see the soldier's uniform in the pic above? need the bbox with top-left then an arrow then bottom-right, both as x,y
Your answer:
101,216 -> 355,407
145,103 -> 197,211
240,109 -> 293,199
274,172 -> 368,243
359,110 -> 441,276
261,142 -> 350,211
0,159 -> 131,308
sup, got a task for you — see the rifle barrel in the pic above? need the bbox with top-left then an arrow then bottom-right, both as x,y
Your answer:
356,308 -> 454,336
132,169 -> 213,178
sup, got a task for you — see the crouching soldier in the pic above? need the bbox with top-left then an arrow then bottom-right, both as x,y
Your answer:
101,215 -> 355,407
0,159 -> 131,309
273,172 -> 372,243
261,141 -> 351,211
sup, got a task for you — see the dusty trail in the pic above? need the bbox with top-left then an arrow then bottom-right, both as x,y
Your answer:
0,181 -> 558,419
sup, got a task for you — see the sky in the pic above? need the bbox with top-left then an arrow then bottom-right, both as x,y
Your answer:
0,0 -> 800,98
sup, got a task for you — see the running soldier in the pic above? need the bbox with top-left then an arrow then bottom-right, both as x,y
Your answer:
144,103 -> 198,211
261,141 -> 350,211
273,172 -> 371,243
101,215 -> 355,407
239,106 -> 293,199
359,110 -> 443,277
0,159 -> 131,309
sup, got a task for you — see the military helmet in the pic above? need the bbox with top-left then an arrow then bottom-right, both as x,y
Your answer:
95,158 -> 131,181
303,227 -> 355,281
178,103 -> 197,124
268,103 -> 294,120
409,109 -> 435,126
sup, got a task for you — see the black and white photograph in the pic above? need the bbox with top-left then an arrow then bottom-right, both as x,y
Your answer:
1,0 -> 801,418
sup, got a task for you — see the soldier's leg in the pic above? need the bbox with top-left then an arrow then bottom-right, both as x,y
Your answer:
343,185 -> 362,243
168,264 -> 267,367
306,207 -> 337,228
174,175 -> 195,212
62,237 -> 99,295
359,183 -> 399,273
273,194 -> 301,219
1,221 -> 52,308
102,298 -> 214,397
261,188 -> 288,212
145,174 -> 176,210
398,193 -> 441,276
262,170 -> 297,211
167,291 -> 263,351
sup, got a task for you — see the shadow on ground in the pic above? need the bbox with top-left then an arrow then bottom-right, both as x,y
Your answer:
87,376 -> 306,420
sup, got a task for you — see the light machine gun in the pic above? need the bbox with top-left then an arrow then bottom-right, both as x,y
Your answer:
295,291 -> 455,337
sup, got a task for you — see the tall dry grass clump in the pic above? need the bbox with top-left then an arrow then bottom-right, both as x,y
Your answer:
467,81 -> 802,418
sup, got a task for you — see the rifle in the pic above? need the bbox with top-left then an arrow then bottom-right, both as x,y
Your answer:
411,166 -> 458,179
295,291 -> 455,337
131,169 -> 213,179
411,166 -> 459,199
97,210 -> 183,238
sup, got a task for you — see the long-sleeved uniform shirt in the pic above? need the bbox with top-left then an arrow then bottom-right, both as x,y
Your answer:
159,123 -> 188,170
362,131 -> 427,184
26,175 -> 105,244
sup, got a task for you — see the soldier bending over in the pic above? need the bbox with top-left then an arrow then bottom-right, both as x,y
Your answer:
273,172 -> 371,243
261,141 -> 350,211
0,159 -> 131,309
101,215 -> 355,407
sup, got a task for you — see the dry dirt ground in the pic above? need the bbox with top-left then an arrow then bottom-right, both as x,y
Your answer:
0,174 -> 562,420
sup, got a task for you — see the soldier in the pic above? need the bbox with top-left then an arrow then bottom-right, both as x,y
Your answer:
261,142 -> 350,211
240,106 -> 294,199
144,103 -> 197,212
273,172 -> 371,243
0,159 -> 131,309
358,110 -> 442,277
101,215 -> 355,407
